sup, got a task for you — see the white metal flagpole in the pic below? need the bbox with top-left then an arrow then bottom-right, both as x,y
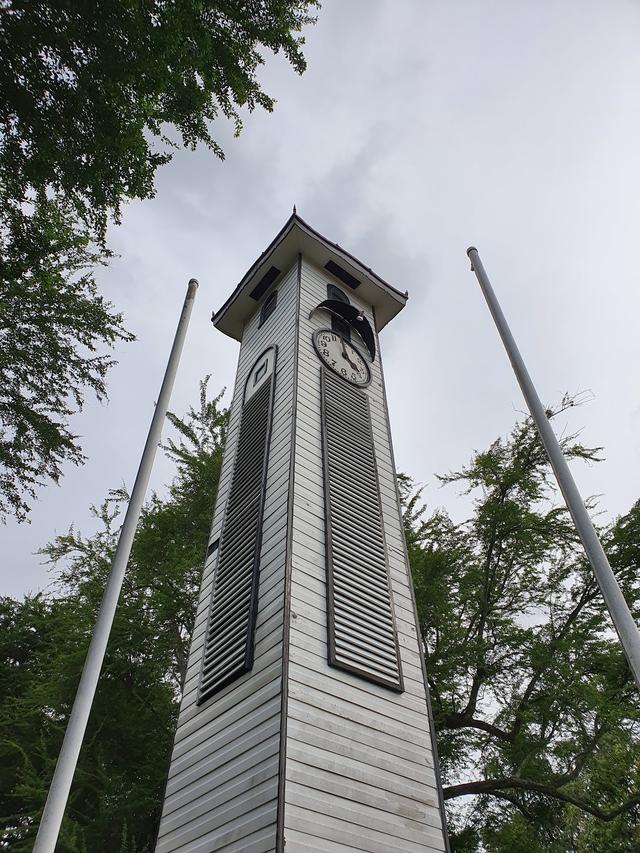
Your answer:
467,247 -> 640,690
33,278 -> 199,853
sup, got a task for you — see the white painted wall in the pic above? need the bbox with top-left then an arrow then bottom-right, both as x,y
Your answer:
282,258 -> 447,852
156,253 -> 447,852
155,260 -> 299,853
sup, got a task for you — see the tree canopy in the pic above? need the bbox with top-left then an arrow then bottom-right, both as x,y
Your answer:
1,0 -> 318,239
403,399 -> 640,850
0,0 -> 318,519
0,195 -> 132,521
0,379 -> 227,851
1,387 -> 638,851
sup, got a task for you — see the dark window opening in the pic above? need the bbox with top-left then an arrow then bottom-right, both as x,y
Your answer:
250,265 -> 280,300
327,284 -> 351,341
259,290 -> 277,327
207,538 -> 219,558
325,260 -> 360,290
327,283 -> 349,303
332,315 -> 351,341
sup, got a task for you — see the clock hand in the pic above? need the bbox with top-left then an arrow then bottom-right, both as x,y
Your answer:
340,341 -> 358,371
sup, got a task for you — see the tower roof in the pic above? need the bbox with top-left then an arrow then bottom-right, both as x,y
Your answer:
212,213 -> 408,340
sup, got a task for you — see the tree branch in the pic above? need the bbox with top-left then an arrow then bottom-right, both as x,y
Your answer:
511,582 -> 600,739
443,712 -> 513,742
489,790 -> 534,820
443,776 -> 640,821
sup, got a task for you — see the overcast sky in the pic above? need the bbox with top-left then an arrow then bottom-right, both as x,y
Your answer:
5,0 -> 640,598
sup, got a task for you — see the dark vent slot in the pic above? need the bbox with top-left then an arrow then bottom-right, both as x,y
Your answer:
325,260 -> 360,290
198,376 -> 274,703
250,266 -> 280,300
321,369 -> 403,692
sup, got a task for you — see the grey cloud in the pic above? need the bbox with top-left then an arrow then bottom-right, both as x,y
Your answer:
5,0 -> 640,598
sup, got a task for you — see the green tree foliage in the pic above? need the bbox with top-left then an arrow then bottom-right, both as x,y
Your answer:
0,0 -> 317,518
0,194 -> 133,521
3,387 -> 639,851
0,379 -> 227,851
1,0 -> 318,238
402,398 -> 640,850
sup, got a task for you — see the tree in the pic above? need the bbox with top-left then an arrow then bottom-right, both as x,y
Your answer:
0,0 -> 318,518
0,195 -> 133,521
4,386 -> 638,850
0,378 -> 227,851
402,399 -> 640,851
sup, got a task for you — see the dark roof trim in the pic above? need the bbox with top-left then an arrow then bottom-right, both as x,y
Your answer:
212,212 -> 406,326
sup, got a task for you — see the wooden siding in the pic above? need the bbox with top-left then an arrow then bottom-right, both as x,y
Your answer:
155,262 -> 298,853
283,258 -> 447,852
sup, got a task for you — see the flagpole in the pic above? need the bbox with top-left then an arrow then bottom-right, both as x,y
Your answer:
33,278 -> 199,853
467,247 -> 640,690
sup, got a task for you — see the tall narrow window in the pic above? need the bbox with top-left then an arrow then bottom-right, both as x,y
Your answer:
198,349 -> 276,703
326,283 -> 351,341
327,283 -> 349,304
321,369 -> 403,692
259,289 -> 278,327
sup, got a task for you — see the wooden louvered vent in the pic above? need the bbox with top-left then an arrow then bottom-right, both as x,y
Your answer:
321,369 -> 403,692
198,371 -> 274,703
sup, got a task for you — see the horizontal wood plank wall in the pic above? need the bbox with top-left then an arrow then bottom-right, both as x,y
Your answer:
283,258 -> 446,852
155,262 -> 298,853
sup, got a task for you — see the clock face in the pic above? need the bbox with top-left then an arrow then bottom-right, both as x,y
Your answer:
312,328 -> 371,387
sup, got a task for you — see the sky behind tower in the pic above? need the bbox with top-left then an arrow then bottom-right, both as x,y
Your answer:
5,0 -> 640,597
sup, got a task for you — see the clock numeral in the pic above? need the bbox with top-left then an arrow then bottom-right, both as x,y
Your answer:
315,330 -> 369,386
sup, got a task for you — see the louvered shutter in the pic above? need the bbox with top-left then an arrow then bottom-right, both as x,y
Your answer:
198,370 -> 275,703
321,369 -> 403,692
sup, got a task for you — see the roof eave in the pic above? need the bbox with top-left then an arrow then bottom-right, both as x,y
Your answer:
212,214 -> 408,341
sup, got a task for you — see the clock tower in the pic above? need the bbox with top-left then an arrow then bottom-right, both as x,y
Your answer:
155,214 -> 449,852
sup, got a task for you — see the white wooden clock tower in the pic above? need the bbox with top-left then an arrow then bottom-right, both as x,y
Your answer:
155,214 -> 449,853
